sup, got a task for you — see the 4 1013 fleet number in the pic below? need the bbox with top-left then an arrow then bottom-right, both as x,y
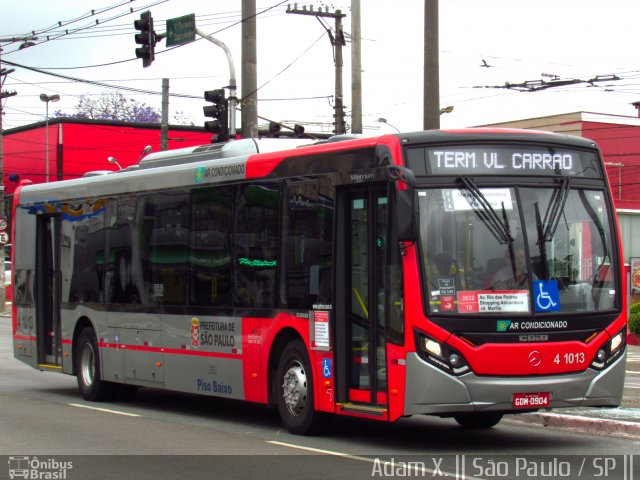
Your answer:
553,352 -> 585,365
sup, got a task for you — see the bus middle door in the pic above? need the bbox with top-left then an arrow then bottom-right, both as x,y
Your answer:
35,214 -> 62,367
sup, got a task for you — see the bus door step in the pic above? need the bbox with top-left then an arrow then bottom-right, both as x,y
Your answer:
37,363 -> 63,371
338,403 -> 387,417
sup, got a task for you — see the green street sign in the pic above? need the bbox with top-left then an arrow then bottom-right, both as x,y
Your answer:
166,14 -> 196,47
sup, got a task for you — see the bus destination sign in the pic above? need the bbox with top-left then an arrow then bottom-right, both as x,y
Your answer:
408,146 -> 600,178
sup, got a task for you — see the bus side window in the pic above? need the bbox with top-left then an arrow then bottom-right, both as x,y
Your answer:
190,185 -> 233,307
234,182 -> 280,308
284,179 -> 334,309
106,197 -> 144,305
145,191 -> 189,306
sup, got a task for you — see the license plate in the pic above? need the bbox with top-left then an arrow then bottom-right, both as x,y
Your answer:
512,392 -> 550,409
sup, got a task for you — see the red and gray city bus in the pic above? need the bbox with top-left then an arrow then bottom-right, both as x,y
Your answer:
11,129 -> 626,434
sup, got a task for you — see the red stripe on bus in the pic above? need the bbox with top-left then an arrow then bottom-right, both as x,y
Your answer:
13,335 -> 36,341
98,342 -> 241,359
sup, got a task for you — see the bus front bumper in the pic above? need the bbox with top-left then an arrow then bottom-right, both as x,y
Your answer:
403,350 -> 626,416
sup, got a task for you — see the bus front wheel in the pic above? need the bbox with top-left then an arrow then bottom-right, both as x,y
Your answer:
454,412 -> 503,429
276,340 -> 327,435
75,327 -> 117,402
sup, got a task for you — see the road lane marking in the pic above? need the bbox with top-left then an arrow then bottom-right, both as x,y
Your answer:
266,441 -> 475,479
267,440 -> 373,461
69,403 -> 140,417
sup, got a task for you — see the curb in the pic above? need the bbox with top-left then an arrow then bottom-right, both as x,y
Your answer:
504,412 -> 640,438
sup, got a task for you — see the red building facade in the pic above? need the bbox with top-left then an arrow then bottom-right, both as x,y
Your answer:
3,118 -> 213,196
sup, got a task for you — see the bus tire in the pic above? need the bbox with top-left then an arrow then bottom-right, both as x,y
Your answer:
75,327 -> 117,402
454,412 -> 503,429
276,340 -> 327,435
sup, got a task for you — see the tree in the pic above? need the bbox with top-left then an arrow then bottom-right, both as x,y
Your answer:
54,91 -> 161,123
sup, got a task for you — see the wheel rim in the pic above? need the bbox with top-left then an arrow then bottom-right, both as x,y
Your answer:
80,342 -> 95,388
281,360 -> 307,417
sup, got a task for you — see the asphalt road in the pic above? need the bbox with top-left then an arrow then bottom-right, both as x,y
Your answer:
2,318 -> 640,480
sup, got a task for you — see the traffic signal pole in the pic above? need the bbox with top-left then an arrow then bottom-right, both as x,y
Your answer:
196,29 -> 237,136
133,12 -> 236,137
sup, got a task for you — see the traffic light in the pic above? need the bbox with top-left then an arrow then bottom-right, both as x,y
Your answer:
203,89 -> 229,142
268,121 -> 281,138
134,11 -> 155,68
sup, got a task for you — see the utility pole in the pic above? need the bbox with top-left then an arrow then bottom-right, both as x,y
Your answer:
242,0 -> 258,138
287,5 -> 347,135
0,36 -> 36,311
161,78 -> 169,150
0,57 -> 14,307
424,0 -> 440,130
351,0 -> 362,133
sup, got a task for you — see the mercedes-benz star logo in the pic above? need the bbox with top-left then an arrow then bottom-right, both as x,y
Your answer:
528,350 -> 542,367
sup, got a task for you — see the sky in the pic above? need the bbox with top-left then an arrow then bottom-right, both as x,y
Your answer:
2,0 -> 640,137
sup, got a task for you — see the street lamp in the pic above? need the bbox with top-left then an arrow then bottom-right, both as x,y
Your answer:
40,93 -> 60,183
439,106 -> 454,115
376,117 -> 400,133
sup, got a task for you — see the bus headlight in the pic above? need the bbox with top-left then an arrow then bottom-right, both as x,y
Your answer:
611,331 -> 624,353
591,328 -> 626,370
416,331 -> 470,376
424,338 -> 442,357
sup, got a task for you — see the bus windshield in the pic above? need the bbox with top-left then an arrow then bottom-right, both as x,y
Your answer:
419,184 -> 617,315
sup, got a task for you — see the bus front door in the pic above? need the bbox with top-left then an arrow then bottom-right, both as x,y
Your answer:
336,186 -> 389,412
35,215 -> 62,367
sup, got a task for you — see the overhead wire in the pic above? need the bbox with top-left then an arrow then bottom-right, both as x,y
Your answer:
2,0 -> 169,54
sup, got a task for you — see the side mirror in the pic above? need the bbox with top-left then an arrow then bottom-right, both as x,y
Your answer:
396,189 -> 419,242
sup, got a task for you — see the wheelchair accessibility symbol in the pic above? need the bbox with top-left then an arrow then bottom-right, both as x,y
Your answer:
534,280 -> 560,312
322,358 -> 332,378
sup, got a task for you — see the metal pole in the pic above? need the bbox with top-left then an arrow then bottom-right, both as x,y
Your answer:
351,0 -> 362,134
619,167 -> 623,200
161,78 -> 169,151
242,0 -> 258,138
196,28 -> 237,136
45,101 -> 49,182
605,162 -> 624,200
424,0 -> 440,130
287,6 -> 346,135
57,123 -> 63,181
0,36 -> 36,312
334,12 -> 346,134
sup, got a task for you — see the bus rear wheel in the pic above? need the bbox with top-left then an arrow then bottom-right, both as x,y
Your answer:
454,412 -> 503,429
75,327 -> 117,402
276,340 -> 327,435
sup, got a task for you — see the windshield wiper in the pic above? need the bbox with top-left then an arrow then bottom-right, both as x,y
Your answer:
541,177 -> 571,242
534,202 -> 550,279
458,176 -> 513,244
534,178 -> 571,279
579,189 -> 610,267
